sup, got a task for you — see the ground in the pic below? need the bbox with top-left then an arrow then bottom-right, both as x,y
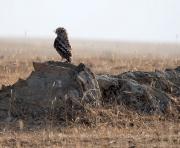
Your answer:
0,38 -> 179,147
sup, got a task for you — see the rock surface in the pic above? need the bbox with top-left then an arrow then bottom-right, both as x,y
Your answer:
0,61 -> 179,122
0,61 -> 101,121
97,67 -> 180,114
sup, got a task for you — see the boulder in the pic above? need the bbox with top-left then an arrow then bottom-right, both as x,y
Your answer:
97,66 -> 180,114
0,61 -> 179,123
0,61 -> 101,122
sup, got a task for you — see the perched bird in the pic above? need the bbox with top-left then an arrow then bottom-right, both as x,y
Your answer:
54,27 -> 72,63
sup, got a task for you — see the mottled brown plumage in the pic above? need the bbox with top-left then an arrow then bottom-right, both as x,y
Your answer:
54,27 -> 72,62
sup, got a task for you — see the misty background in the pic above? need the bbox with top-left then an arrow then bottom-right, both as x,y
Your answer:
0,0 -> 180,43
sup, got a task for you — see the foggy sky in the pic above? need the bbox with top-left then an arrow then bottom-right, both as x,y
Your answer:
0,0 -> 180,42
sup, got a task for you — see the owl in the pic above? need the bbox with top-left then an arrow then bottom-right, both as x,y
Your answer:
54,27 -> 72,63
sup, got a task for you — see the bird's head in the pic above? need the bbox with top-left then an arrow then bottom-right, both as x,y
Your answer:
55,27 -> 67,36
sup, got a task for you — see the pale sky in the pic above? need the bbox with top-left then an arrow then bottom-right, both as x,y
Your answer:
0,0 -> 180,42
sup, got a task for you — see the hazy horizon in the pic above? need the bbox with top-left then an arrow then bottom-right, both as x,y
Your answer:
0,0 -> 180,43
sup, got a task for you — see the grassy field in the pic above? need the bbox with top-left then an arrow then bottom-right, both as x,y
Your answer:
0,38 -> 180,147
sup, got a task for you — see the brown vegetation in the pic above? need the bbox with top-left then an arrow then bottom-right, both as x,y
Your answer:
0,38 -> 179,147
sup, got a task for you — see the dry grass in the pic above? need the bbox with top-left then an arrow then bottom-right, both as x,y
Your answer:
0,122 -> 179,147
0,38 -> 180,147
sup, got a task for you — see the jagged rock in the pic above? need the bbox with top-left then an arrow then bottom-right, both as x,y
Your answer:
0,61 -> 179,123
97,66 -> 180,114
0,61 -> 101,121
118,67 -> 180,96
97,75 -> 171,114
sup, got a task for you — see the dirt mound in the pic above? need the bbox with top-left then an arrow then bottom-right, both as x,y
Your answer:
0,61 -> 179,124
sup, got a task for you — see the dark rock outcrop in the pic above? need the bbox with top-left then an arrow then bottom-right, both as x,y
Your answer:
97,67 -> 180,114
0,61 -> 101,122
0,61 -> 179,123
